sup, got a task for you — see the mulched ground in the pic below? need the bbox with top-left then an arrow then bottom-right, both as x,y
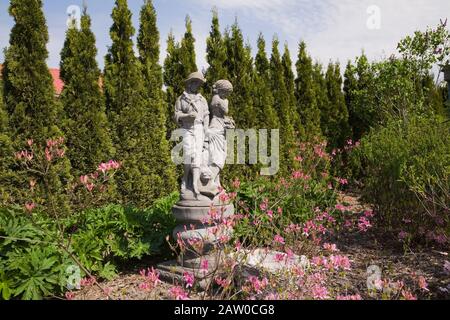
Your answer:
73,193 -> 450,300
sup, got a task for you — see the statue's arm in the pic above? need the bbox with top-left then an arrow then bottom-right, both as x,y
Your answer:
174,99 -> 194,124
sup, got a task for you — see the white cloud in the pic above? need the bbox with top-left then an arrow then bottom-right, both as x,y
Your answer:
193,0 -> 450,68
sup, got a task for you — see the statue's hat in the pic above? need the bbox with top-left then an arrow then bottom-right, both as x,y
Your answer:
185,71 -> 206,84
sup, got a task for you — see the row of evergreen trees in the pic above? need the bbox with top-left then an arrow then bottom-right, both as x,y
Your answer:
0,0 -> 445,209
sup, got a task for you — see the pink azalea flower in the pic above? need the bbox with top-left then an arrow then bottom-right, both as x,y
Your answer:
358,217 -> 372,232
200,260 -> 209,273
169,286 -> 189,300
65,291 -> 75,300
25,202 -> 36,213
401,290 -> 417,300
274,235 -> 285,245
312,285 -> 329,300
183,272 -> 195,289
323,243 -> 338,252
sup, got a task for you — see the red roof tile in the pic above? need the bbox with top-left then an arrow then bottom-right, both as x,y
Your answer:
0,64 -> 65,95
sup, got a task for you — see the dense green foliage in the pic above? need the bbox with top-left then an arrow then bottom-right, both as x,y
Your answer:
295,42 -> 322,138
104,0 -> 169,208
60,13 -> 114,176
351,115 -> 449,244
0,193 -> 178,300
2,0 -> 72,212
137,0 -> 177,197
205,9 -> 229,96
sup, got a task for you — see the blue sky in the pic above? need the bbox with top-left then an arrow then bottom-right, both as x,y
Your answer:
0,0 -> 449,71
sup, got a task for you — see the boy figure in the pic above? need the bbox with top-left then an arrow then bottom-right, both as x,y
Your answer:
174,72 -> 210,198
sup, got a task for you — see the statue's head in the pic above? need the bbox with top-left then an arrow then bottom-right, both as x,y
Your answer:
213,80 -> 233,99
185,72 -> 206,94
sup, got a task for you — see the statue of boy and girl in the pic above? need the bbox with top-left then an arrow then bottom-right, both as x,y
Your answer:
174,72 -> 235,201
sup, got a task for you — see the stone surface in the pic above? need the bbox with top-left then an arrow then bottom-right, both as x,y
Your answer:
232,249 -> 311,274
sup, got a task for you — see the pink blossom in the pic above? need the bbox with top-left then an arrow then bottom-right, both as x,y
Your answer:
358,217 -> 372,232
215,277 -> 231,289
335,204 -> 347,212
25,202 -> 36,213
294,156 -> 303,162
183,272 -> 195,289
364,210 -> 375,218
259,199 -> 269,211
200,259 -> 209,273
312,285 -> 329,300
232,178 -> 241,189
274,235 -> 285,245
27,139 -> 34,147
323,243 -> 338,252
80,175 -> 89,185
401,290 -> 417,300
267,210 -> 273,219
275,253 -> 286,262
169,286 -> 189,300
329,255 -> 351,270
65,291 -> 75,300
248,276 -> 268,294
139,267 -> 161,290
45,148 -> 53,162
277,207 -> 283,215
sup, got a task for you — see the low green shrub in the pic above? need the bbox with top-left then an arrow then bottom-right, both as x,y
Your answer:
351,114 -> 450,244
0,193 -> 178,300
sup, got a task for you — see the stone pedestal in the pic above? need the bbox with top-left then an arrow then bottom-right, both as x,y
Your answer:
172,199 -> 234,268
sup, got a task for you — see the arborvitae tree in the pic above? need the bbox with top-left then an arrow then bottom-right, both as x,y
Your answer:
60,12 -> 114,176
2,0 -> 71,213
295,41 -> 322,139
282,43 -> 303,139
346,53 -> 376,141
205,9 -> 228,96
224,22 -> 256,129
180,16 -> 197,76
2,0 -> 64,141
104,0 -> 162,207
254,34 -> 279,130
163,32 -> 184,136
137,0 -> 176,197
312,62 -> 330,142
0,79 -> 14,204
222,22 -> 256,181
324,62 -> 351,149
343,60 -> 358,139
270,37 -> 296,172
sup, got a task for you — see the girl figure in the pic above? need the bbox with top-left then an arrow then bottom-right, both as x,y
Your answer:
199,80 -> 235,197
